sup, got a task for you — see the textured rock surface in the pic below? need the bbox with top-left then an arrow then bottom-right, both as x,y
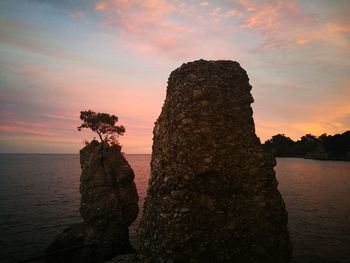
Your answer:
46,223 -> 92,263
105,254 -> 140,263
138,60 -> 292,262
80,141 -> 139,260
47,141 -> 139,262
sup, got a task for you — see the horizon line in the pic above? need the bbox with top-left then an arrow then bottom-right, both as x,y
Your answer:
0,152 -> 152,155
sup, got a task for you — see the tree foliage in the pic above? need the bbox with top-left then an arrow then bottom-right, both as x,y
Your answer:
263,134 -> 295,156
77,110 -> 125,145
262,131 -> 350,160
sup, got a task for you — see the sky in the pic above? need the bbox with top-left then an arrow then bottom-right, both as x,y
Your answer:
0,0 -> 349,154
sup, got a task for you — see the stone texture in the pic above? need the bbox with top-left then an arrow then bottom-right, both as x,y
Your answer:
138,60 -> 292,262
105,254 -> 141,263
46,223 -> 92,263
47,141 -> 139,262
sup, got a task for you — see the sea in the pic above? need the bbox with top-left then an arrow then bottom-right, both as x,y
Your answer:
0,154 -> 349,263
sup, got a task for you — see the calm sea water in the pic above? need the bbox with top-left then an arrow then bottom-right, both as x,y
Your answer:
0,154 -> 349,263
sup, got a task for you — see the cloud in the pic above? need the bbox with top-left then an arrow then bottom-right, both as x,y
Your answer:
93,0 -> 246,60
237,0 -> 350,50
95,0 -> 350,60
238,0 -> 312,48
95,0 -> 191,59
71,11 -> 85,18
254,77 -> 350,141
95,0 -> 174,31
96,1 -> 107,11
0,17 -> 86,62
299,22 -> 350,50
0,119 -> 76,138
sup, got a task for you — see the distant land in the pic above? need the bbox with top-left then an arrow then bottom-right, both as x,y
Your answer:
262,131 -> 350,161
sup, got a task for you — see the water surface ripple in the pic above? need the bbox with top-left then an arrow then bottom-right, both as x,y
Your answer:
0,154 -> 349,262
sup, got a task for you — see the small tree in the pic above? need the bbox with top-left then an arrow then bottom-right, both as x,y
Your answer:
77,110 -> 125,145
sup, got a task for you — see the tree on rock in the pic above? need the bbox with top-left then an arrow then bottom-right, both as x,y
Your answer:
77,110 -> 125,145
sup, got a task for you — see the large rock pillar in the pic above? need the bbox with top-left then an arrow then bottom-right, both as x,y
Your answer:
138,60 -> 292,262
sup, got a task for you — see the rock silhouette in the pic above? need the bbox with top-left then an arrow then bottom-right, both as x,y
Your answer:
138,60 -> 292,262
46,141 -> 138,262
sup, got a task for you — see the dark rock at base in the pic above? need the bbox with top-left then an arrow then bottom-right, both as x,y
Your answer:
105,253 -> 140,263
138,60 -> 292,262
47,141 -> 139,262
46,224 -> 92,263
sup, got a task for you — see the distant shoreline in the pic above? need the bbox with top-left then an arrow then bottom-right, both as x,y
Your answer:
263,131 -> 350,162
275,156 -> 350,162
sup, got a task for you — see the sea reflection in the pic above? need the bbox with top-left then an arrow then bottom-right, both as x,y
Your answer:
275,158 -> 350,263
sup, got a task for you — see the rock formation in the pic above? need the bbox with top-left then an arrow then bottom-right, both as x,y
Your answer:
47,140 -> 139,262
138,60 -> 292,262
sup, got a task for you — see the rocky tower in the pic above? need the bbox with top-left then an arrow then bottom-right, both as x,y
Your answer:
47,141 -> 139,262
79,141 -> 139,260
138,60 -> 292,262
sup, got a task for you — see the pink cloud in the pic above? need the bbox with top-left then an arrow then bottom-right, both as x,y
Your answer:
210,7 -> 222,17
0,119 -> 76,134
0,125 -> 15,132
96,0 -> 174,30
93,0 -> 245,60
0,124 -> 59,137
237,0 -> 350,50
239,0 -> 311,47
71,11 -> 85,19
11,121 -> 45,128
95,0 -> 192,59
38,113 -> 77,121
297,22 -> 350,50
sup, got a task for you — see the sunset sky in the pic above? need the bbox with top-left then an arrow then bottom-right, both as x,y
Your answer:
0,0 -> 349,153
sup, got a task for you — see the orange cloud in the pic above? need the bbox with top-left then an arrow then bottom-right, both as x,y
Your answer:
255,78 -> 350,142
96,2 -> 107,11
296,38 -> 308,45
297,23 -> 350,50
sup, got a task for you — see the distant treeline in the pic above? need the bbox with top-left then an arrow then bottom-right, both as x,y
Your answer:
262,131 -> 350,161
